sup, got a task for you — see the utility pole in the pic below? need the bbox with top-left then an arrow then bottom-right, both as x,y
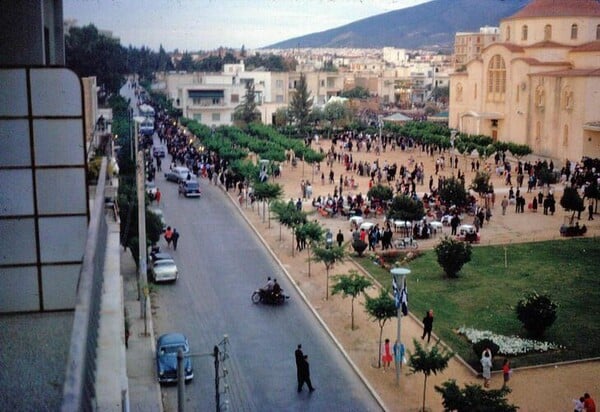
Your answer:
134,116 -> 149,334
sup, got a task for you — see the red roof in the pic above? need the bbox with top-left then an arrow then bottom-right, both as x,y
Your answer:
504,0 -> 600,20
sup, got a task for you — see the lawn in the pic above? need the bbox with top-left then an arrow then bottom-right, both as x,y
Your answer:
355,237 -> 600,370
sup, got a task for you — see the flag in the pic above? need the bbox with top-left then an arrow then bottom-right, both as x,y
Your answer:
400,277 -> 408,316
392,274 -> 401,309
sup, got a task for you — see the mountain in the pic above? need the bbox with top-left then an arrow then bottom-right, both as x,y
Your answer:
266,0 -> 528,50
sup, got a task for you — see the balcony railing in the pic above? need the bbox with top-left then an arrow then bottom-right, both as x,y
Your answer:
61,158 -> 109,412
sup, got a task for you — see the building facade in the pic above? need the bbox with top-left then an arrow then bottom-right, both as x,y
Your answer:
449,0 -> 600,163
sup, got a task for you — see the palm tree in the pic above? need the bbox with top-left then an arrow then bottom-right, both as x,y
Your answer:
331,270 -> 372,329
408,338 -> 454,412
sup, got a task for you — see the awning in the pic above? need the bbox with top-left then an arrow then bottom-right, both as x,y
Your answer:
460,110 -> 504,119
583,121 -> 600,132
188,90 -> 224,99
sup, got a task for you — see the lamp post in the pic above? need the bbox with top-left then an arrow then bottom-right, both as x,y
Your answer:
133,116 -> 149,334
390,267 -> 410,386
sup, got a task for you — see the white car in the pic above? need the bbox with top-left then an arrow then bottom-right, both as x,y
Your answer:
150,259 -> 178,283
165,166 -> 195,183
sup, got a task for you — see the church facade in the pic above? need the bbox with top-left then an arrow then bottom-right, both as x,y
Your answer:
449,0 -> 600,163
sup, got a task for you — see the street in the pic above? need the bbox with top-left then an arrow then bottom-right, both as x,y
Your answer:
151,158 -> 383,411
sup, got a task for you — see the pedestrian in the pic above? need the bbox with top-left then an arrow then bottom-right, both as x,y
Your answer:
393,340 -> 405,370
421,309 -> 434,343
502,358 -> 511,387
336,229 -> 344,247
297,354 -> 315,392
583,393 -> 596,412
155,188 -> 161,205
294,344 -> 304,389
171,228 -> 180,250
588,203 -> 594,221
573,396 -> 585,412
164,226 -> 173,248
382,338 -> 393,370
501,196 -> 508,215
480,348 -> 492,388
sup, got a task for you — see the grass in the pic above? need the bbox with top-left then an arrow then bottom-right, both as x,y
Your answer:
355,237 -> 600,370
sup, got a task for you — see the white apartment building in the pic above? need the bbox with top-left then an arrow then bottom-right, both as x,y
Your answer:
454,26 -> 500,68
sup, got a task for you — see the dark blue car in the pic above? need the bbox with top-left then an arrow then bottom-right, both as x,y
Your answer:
156,333 -> 193,383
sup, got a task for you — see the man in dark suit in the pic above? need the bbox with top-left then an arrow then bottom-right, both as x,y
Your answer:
298,354 -> 315,393
295,344 -> 303,389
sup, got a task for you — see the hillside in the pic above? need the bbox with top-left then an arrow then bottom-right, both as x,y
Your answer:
266,0 -> 527,50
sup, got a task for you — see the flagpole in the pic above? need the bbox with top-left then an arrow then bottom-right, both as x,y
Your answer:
391,267 -> 410,387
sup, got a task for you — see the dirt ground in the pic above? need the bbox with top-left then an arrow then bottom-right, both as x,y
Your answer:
223,141 -> 599,412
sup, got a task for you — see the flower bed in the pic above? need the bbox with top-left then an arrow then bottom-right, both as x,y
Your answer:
457,326 -> 563,356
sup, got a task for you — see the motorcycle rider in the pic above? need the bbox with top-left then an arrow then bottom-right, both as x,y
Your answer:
261,277 -> 274,299
272,279 -> 282,297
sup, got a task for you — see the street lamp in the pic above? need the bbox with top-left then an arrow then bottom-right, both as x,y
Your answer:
133,116 -> 150,335
390,267 -> 410,386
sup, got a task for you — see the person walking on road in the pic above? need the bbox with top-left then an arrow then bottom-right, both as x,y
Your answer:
155,188 -> 162,206
164,226 -> 173,248
298,355 -> 315,393
481,348 -> 492,388
295,344 -> 304,389
171,228 -> 180,250
336,229 -> 344,247
421,309 -> 434,343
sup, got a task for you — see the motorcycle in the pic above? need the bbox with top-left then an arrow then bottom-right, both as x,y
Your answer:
251,288 -> 289,305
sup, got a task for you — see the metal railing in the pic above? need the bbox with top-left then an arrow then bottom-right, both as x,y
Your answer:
61,157 -> 109,412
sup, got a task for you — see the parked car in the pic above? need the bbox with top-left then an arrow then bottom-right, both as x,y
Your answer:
165,166 -> 195,183
152,145 -> 167,158
148,206 -> 166,232
146,181 -> 158,198
150,251 -> 172,263
150,258 -> 178,282
178,180 -> 201,198
156,333 -> 193,384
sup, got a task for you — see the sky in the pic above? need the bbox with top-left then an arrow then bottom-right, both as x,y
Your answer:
63,0 -> 432,52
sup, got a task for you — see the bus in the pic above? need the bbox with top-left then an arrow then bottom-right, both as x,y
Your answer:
138,104 -> 155,136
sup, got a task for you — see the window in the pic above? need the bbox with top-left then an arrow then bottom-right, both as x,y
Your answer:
275,95 -> 284,103
506,26 -> 511,41
193,113 -> 202,121
535,85 -> 545,108
544,25 -> 552,41
474,83 -> 477,100
522,25 -> 528,41
275,79 -> 283,89
231,94 -> 239,103
487,55 -> 506,101
455,83 -> 463,102
571,24 -> 578,40
563,125 -> 569,147
212,113 -> 220,122
562,87 -> 574,110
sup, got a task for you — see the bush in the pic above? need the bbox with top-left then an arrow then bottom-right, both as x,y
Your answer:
516,292 -> 557,337
434,236 -> 472,278
472,339 -> 500,359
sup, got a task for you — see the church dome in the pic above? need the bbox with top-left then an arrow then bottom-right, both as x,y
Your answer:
504,0 -> 600,21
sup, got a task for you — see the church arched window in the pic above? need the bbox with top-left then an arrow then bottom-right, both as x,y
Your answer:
487,55 -> 506,101
522,25 -> 528,41
571,24 -> 578,40
544,24 -> 552,41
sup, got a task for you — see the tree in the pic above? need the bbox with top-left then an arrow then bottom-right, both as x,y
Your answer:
296,221 -> 323,277
233,82 -> 261,127
324,100 -> 351,129
331,270 -> 372,330
176,52 -> 194,72
438,176 -> 470,209
273,107 -> 291,127
470,171 -> 492,198
341,86 -> 370,99
434,236 -> 472,278
386,195 -> 425,233
252,182 -> 283,226
560,186 -> 585,224
435,380 -> 519,412
289,73 -> 313,132
312,244 -> 347,300
367,185 -> 394,205
408,339 -> 454,412
516,291 -> 557,337
364,288 -> 397,368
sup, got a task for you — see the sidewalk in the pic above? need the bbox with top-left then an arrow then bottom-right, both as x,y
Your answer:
122,248 -> 163,412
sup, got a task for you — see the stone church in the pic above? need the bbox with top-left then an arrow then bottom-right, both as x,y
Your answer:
449,0 -> 600,163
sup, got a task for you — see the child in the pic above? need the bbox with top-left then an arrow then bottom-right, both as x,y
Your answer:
573,396 -> 584,412
502,358 -> 511,387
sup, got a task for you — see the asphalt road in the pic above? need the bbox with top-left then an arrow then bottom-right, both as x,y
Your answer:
151,156 -> 383,411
